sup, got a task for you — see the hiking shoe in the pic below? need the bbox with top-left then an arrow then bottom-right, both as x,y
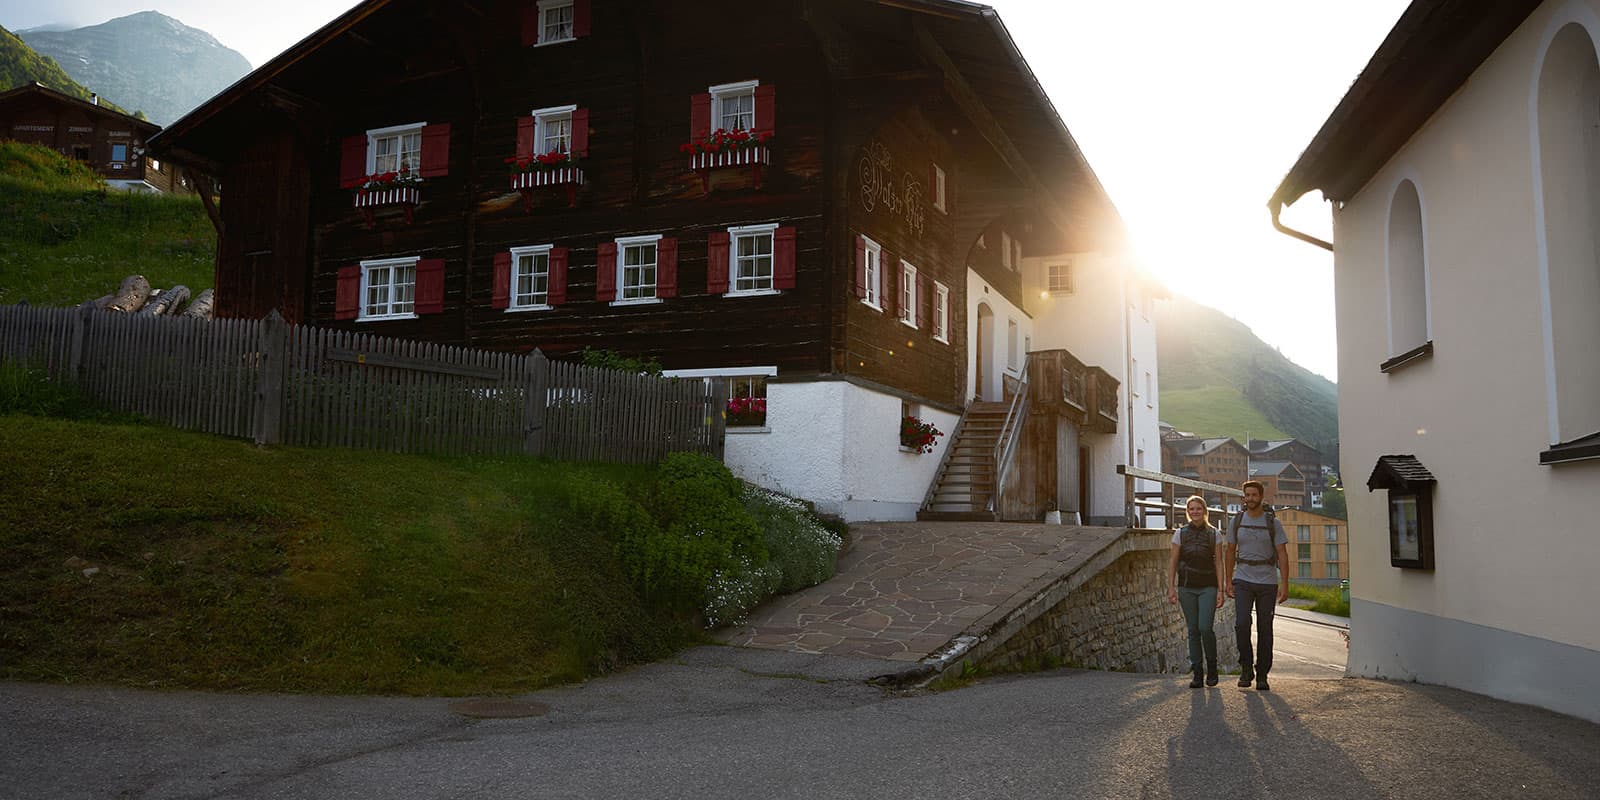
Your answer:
1237,667 -> 1254,687
1255,677 -> 1271,692
1189,672 -> 1204,689
1205,667 -> 1219,687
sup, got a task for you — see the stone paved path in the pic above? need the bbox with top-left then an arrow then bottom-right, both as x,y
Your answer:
718,522 -> 1125,663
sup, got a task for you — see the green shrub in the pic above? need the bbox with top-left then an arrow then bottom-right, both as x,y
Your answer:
580,347 -> 663,376
1287,582 -> 1350,617
743,486 -> 843,594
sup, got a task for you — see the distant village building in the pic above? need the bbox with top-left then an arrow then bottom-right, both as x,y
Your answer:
1277,508 -> 1348,586
1248,438 -> 1322,508
1246,460 -> 1305,510
149,0 -> 1157,525
0,82 -> 187,194
1160,435 -> 1248,506
1272,0 -> 1600,723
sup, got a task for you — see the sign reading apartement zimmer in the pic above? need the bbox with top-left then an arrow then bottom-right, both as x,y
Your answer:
857,140 -> 926,237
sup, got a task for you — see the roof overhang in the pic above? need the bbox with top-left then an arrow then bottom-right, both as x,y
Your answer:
1366,454 -> 1437,492
0,82 -> 161,136
1270,0 -> 1542,211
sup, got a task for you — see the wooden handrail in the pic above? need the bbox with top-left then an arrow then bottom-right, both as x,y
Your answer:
990,353 -> 1032,512
1117,465 -> 1244,529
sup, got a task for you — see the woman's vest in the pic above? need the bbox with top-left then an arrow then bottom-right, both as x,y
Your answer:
1178,524 -> 1218,588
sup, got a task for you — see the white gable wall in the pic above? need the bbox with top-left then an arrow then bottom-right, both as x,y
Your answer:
1325,0 -> 1600,721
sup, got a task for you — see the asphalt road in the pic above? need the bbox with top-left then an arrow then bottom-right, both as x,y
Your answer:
1264,612 -> 1348,680
4,644 -> 1597,800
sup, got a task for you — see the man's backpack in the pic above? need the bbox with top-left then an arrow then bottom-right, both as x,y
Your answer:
1231,506 -> 1278,567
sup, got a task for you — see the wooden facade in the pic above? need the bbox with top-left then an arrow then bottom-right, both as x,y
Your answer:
1249,438 -> 1324,507
0,82 -> 187,193
150,0 -> 1121,413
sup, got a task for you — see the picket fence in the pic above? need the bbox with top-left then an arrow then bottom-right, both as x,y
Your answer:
0,305 -> 726,463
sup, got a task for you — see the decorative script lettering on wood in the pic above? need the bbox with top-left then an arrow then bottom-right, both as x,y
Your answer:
857,140 -> 926,236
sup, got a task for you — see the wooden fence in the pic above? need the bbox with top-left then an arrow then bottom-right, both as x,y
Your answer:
0,305 -> 725,463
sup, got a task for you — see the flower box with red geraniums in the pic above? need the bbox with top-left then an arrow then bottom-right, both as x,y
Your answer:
353,169 -> 423,226
681,129 -> 771,191
900,416 -> 944,454
726,396 -> 767,428
507,151 -> 583,208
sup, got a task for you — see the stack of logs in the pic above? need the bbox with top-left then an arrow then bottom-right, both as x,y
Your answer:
78,275 -> 215,320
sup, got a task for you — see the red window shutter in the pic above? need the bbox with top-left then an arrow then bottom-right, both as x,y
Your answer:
492,251 -> 512,309
754,84 -> 776,138
854,235 -> 867,299
774,226 -> 796,290
521,4 -> 540,46
549,246 -> 569,305
516,116 -> 536,160
419,123 -> 450,178
415,258 -> 446,314
339,135 -> 367,189
335,265 -> 360,320
596,242 -> 617,302
573,0 -> 592,37
883,254 -> 897,318
920,273 -> 933,329
691,93 -> 711,141
707,231 -> 730,294
571,108 -> 589,158
657,237 -> 679,298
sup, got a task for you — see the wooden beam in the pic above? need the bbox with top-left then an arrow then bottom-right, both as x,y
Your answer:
184,166 -> 224,238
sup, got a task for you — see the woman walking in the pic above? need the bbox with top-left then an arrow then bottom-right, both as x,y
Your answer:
1168,495 -> 1226,687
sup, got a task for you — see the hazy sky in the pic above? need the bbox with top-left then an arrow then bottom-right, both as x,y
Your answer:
0,0 -> 1409,381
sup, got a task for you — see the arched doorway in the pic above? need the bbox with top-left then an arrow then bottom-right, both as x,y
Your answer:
976,302 -> 994,401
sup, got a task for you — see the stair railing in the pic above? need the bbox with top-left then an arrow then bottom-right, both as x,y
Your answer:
989,354 -> 1032,512
919,412 -> 969,512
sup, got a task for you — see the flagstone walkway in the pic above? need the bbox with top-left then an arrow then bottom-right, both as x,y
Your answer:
718,522 -> 1126,664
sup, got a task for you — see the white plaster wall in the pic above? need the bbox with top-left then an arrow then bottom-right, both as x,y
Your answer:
723,380 -> 955,522
965,270 -> 1033,403
1328,0 -> 1600,673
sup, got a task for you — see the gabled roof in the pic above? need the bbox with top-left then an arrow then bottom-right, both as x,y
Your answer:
0,82 -> 159,136
1366,454 -> 1436,492
1172,437 -> 1242,457
1250,438 -> 1319,458
1250,461 -> 1303,479
1271,0 -> 1542,208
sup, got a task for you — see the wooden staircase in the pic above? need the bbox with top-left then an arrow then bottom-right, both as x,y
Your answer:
917,401 -> 1008,521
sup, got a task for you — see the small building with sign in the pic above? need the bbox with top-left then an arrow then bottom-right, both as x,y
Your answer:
0,82 -> 186,193
150,0 -> 1155,525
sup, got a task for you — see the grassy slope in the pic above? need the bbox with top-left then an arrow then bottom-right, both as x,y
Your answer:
0,25 -> 133,115
1157,296 -> 1338,454
0,142 -> 214,306
0,414 -> 697,695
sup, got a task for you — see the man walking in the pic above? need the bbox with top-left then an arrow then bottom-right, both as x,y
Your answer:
1224,480 -> 1290,691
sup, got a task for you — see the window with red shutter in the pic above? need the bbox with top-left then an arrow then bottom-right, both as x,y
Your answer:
754,84 -> 775,138
419,124 -> 450,178
493,252 -> 512,310
707,231 -> 730,294
571,108 -> 589,158
506,245 -> 560,309
515,117 -> 536,161
335,265 -> 360,319
854,235 -> 868,300
415,258 -> 446,314
657,238 -> 679,298
596,242 -> 618,302
548,246 -> 569,305
691,93 -> 712,142
773,225 -> 796,290
528,0 -> 583,46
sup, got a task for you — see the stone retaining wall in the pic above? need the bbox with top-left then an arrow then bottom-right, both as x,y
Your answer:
981,549 -> 1240,674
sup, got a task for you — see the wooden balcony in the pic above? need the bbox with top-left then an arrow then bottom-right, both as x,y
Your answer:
1086,366 -> 1119,434
1027,349 -> 1091,425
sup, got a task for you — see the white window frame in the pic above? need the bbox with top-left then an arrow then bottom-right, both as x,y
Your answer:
726,223 -> 780,297
507,244 -> 554,312
708,80 -> 759,133
933,282 -> 950,343
147,157 -> 161,173
1001,231 -> 1013,269
612,233 -> 664,306
861,236 -> 883,311
899,261 -> 919,329
358,256 -> 420,321
366,121 -> 427,176
536,0 -> 576,45
932,164 -> 947,213
529,104 -> 577,157
1048,262 -> 1075,295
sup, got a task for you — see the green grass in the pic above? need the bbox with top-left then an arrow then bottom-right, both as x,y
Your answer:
1159,386 -> 1289,444
0,412 -> 704,695
1287,583 -> 1349,617
0,142 -> 214,307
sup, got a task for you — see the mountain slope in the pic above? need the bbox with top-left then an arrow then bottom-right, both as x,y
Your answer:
1157,296 -> 1339,458
20,12 -> 249,126
0,24 -> 131,114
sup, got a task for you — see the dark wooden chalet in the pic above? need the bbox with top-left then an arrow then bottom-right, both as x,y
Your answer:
0,82 -> 188,193
150,0 -> 1126,521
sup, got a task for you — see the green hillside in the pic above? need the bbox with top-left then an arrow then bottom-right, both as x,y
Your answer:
0,24 -> 133,115
0,142 -> 213,306
1157,296 -> 1338,456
